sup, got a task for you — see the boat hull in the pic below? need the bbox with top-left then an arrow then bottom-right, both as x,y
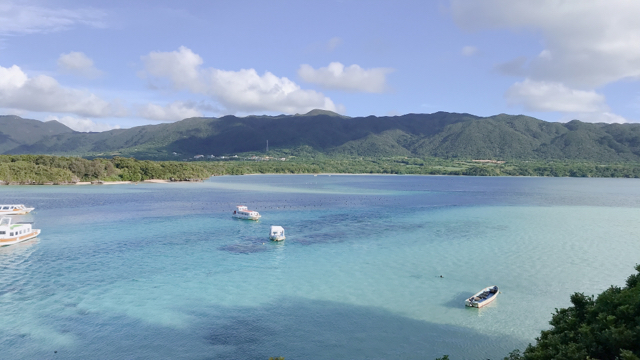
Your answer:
0,229 -> 41,247
0,208 -> 34,215
233,214 -> 261,221
465,285 -> 499,308
269,236 -> 285,241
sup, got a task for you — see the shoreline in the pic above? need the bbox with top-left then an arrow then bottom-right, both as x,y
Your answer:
0,179 -> 180,186
76,179 -> 174,185
2,172 -> 640,186
1,174 -> 446,186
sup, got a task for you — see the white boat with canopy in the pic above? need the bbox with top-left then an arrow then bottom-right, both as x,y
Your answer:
465,285 -> 499,308
232,205 -> 261,220
269,226 -> 285,241
0,217 -> 41,246
0,204 -> 35,215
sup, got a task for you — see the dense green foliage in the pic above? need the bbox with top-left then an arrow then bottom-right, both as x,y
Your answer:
3,155 -> 640,184
5,111 -> 640,162
0,155 -> 221,184
506,265 -> 640,360
224,158 -> 640,177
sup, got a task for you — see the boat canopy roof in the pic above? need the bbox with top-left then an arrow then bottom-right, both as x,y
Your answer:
270,226 -> 284,232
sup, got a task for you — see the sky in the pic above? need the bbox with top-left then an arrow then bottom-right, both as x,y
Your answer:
0,0 -> 639,132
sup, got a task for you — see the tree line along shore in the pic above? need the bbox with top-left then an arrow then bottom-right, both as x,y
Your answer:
3,155 -> 640,184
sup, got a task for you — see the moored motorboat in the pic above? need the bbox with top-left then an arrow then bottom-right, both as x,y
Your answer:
269,226 -> 285,241
0,217 -> 41,246
465,285 -> 499,308
0,204 -> 35,215
232,205 -> 261,220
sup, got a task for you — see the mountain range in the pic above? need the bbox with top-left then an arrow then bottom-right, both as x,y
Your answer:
3,111 -> 640,162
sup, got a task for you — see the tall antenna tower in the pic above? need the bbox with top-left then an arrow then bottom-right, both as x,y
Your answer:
266,140 -> 269,152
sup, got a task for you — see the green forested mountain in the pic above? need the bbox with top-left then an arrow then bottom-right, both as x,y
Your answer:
0,115 -> 74,154
3,111 -> 640,162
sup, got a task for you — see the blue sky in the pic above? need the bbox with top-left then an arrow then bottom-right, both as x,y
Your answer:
1,0 -> 639,131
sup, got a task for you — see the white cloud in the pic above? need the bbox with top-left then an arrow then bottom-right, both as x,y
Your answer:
142,46 -> 203,92
45,115 -> 120,132
0,64 -> 123,117
505,79 -> 606,113
461,46 -> 478,56
57,52 -> 102,78
138,101 -> 202,121
141,46 -> 342,114
297,62 -> 393,93
451,0 -> 640,88
0,2 -> 106,36
452,1 -> 635,122
565,112 -> 629,124
0,107 -> 26,116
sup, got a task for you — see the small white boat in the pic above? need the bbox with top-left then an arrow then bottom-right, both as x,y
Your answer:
0,217 -> 41,246
269,226 -> 285,241
465,285 -> 499,308
0,204 -> 35,215
232,205 -> 261,220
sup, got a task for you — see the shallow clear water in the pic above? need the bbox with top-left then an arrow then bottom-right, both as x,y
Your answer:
1,175 -> 640,359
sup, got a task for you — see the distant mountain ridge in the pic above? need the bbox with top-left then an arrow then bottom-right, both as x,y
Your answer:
3,111 -> 640,162
0,115 -> 74,154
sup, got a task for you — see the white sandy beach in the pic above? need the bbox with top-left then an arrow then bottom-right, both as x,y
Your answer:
75,179 -> 172,185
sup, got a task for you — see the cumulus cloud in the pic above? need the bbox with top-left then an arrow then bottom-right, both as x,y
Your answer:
461,46 -> 478,56
566,112 -> 629,124
57,51 -> 102,78
0,64 -> 123,117
45,115 -> 120,132
506,79 -> 628,123
451,0 -> 640,88
297,62 -> 393,93
138,101 -> 202,121
506,79 -> 606,112
141,46 -> 342,114
452,0 -> 635,122
0,2 -> 106,36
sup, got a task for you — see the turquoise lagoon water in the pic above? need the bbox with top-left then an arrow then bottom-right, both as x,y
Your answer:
1,175 -> 640,359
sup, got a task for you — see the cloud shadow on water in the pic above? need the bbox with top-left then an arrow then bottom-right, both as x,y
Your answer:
200,298 -> 526,359
2,297 -> 527,359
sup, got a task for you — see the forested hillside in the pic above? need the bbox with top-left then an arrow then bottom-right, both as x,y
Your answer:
0,115 -> 74,153
3,111 -> 640,162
